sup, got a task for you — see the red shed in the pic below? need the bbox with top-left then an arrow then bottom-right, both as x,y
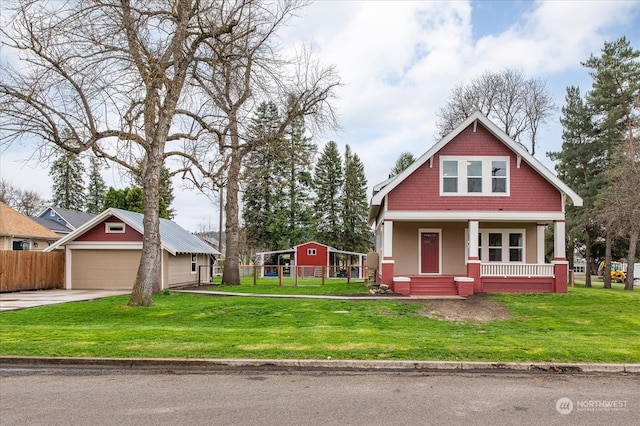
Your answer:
256,241 -> 367,279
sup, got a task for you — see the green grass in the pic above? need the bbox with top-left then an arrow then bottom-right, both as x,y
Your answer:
1,285 -> 639,363
207,277 -> 371,295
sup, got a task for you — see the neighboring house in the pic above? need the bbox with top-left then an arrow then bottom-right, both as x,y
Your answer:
0,202 -> 60,251
35,206 -> 97,236
368,111 -> 583,296
45,208 -> 220,290
256,241 -> 367,279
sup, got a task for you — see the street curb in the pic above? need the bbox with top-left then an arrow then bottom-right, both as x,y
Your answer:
1,356 -> 638,375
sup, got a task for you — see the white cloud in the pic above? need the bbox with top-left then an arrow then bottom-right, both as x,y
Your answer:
2,0 -> 639,231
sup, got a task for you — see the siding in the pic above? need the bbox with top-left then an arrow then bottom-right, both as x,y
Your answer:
296,242 -> 329,267
76,217 -> 143,242
388,124 -> 562,212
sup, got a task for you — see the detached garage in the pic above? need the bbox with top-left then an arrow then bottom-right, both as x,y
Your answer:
46,208 -> 219,290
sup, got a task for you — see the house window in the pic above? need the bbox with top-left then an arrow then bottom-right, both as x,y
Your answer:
441,156 -> 509,195
509,233 -> 523,262
308,249 -> 317,256
492,160 -> 507,193
467,161 -> 482,193
105,222 -> 126,233
12,240 -> 29,251
191,254 -> 197,274
442,160 -> 458,193
488,233 -> 502,261
467,229 -> 525,263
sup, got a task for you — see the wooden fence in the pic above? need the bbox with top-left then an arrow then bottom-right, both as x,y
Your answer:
0,251 -> 65,292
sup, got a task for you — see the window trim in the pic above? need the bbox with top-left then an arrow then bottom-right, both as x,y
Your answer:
307,248 -> 317,256
465,228 -> 525,263
105,222 -> 126,234
440,156 -> 510,196
191,254 -> 197,274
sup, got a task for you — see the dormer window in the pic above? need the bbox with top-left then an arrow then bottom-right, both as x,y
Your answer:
105,222 -> 126,233
440,156 -> 509,196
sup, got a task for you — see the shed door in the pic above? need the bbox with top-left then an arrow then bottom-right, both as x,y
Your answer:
420,232 -> 440,274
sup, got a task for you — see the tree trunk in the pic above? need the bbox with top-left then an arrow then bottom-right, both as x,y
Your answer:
603,230 -> 612,289
625,230 -> 637,291
129,150 -> 163,306
222,120 -> 242,285
585,236 -> 592,288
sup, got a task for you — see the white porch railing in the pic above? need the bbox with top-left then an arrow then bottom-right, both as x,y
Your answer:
481,263 -> 554,277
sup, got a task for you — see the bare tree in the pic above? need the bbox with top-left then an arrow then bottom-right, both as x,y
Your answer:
436,68 -> 554,155
177,3 -> 340,285
0,179 -> 47,215
0,1 -> 243,306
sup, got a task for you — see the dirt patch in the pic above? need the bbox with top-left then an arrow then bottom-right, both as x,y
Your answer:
415,294 -> 512,323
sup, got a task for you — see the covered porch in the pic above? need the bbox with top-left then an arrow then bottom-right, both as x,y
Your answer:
377,217 -> 569,296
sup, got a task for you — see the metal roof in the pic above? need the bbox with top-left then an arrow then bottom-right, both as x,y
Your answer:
46,208 -> 220,256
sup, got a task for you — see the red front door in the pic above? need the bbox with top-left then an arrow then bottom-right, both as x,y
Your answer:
420,232 -> 440,274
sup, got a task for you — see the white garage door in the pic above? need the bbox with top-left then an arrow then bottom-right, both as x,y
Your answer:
71,249 -> 142,290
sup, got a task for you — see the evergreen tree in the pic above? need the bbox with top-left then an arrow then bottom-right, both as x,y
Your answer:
103,186 -> 169,219
583,36 -> 640,290
280,110 -> 316,247
85,156 -> 107,213
342,145 -> 372,253
389,152 -> 416,178
313,140 -> 343,248
242,101 -> 285,250
548,86 -> 601,287
49,148 -> 85,210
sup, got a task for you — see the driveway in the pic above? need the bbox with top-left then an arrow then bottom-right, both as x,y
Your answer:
0,289 -> 129,311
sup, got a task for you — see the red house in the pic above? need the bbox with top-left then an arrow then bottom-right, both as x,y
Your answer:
368,111 -> 583,296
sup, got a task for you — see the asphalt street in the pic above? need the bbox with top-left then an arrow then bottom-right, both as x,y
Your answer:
1,368 -> 638,426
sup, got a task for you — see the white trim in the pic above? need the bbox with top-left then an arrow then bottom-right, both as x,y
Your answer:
382,210 -> 565,222
554,221 -> 566,259
439,156 -> 510,196
465,228 -> 526,263
191,254 -> 197,274
65,242 -> 143,250
65,245 -> 72,289
418,228 -> 442,275
383,220 -> 393,258
537,224 -> 546,264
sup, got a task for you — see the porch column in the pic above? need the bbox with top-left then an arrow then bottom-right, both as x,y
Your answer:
537,223 -> 546,264
381,220 -> 395,285
553,220 -> 566,260
553,220 -> 569,293
467,219 -> 481,292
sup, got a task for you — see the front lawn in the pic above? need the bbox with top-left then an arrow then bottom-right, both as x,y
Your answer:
206,277 -> 371,295
1,286 -> 638,363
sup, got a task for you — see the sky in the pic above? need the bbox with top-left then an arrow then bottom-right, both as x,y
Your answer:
1,0 -> 639,232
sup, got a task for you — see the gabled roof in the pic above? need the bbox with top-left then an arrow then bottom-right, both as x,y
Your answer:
0,202 -> 60,240
46,208 -> 220,256
369,111 -> 583,223
38,206 -> 97,230
30,217 -> 73,234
